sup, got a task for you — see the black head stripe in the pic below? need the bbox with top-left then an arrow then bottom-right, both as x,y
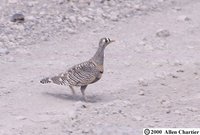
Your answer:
105,38 -> 108,43
104,38 -> 110,43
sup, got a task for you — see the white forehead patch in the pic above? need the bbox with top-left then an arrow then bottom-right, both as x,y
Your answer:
104,38 -> 110,43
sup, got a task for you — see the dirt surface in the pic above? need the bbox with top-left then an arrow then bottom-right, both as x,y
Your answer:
0,0 -> 200,135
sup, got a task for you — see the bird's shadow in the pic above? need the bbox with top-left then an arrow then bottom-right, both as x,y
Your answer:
42,92 -> 103,103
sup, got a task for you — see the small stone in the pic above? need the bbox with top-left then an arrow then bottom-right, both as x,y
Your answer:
134,4 -> 143,11
124,62 -> 131,67
156,29 -> 170,38
166,109 -> 171,114
69,16 -> 77,23
6,56 -> 16,62
173,7 -> 182,11
176,69 -> 184,73
8,0 -> 18,4
171,75 -> 178,78
138,40 -> 146,46
0,48 -> 9,56
11,13 -> 25,23
133,116 -> 143,121
58,0 -> 65,4
77,16 -> 90,24
16,48 -> 31,56
174,110 -> 182,115
16,116 -> 27,120
138,90 -> 145,96
26,16 -> 35,21
160,99 -> 171,108
177,15 -> 190,21
173,60 -> 183,66
65,28 -> 76,34
27,1 -> 39,7
138,78 -> 148,87
186,107 -> 198,112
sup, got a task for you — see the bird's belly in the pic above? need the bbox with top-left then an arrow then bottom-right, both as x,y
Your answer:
90,73 -> 102,84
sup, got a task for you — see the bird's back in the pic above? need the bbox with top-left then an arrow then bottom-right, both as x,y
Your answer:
40,60 -> 103,87
66,60 -> 103,86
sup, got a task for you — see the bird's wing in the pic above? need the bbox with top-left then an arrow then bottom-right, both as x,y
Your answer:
66,61 -> 99,86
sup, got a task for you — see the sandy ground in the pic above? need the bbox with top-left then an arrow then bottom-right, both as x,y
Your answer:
0,0 -> 200,135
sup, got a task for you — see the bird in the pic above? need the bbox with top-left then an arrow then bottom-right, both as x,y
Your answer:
40,37 -> 115,101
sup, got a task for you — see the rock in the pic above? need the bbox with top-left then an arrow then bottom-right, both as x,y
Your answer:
173,7 -> 182,11
160,99 -> 171,108
10,13 -> 25,23
74,101 -> 88,111
6,56 -> 16,62
166,109 -> 171,114
0,48 -> 9,56
58,0 -> 65,5
186,107 -> 198,112
177,15 -> 190,21
138,40 -> 146,46
77,16 -> 90,24
27,1 -> 39,7
133,115 -> 143,121
16,116 -> 27,120
15,48 -> 31,56
26,16 -> 35,21
176,69 -> 184,73
124,62 -> 131,67
172,60 -> 183,66
134,4 -> 142,11
8,0 -> 18,4
138,78 -> 148,87
156,29 -> 170,38
65,28 -> 77,34
168,73 -> 178,79
174,110 -> 182,115
138,90 -> 145,96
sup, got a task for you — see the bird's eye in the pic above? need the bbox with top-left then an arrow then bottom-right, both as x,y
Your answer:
104,39 -> 108,43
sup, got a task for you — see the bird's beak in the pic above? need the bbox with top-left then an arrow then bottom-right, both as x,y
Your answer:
110,40 -> 115,42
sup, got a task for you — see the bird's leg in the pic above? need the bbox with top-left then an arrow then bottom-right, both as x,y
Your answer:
80,85 -> 88,101
69,85 -> 76,95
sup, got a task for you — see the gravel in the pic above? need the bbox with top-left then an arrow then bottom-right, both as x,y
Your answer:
0,0 -> 171,50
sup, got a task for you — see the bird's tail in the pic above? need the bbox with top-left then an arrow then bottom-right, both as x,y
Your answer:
40,74 -> 68,85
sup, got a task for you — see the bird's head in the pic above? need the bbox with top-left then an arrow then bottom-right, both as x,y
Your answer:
99,37 -> 115,48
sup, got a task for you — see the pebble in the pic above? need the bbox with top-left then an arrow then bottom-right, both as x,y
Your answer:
166,109 -> 171,114
156,29 -> 170,38
8,0 -> 18,4
173,7 -> 182,11
10,13 -> 25,23
133,115 -> 143,121
174,110 -> 182,115
27,1 -> 39,7
176,69 -> 184,73
186,107 -> 198,112
177,15 -> 190,21
15,48 -> 31,56
0,48 -> 9,56
138,90 -> 145,96
6,56 -> 16,62
172,60 -> 183,66
160,99 -> 171,108
16,116 -> 27,120
138,78 -> 148,87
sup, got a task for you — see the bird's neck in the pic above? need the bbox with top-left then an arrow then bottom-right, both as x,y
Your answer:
91,46 -> 105,65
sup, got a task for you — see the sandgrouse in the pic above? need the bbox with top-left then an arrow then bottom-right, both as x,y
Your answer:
40,38 -> 115,101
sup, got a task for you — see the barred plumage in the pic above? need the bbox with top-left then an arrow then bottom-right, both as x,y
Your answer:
40,38 -> 115,101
